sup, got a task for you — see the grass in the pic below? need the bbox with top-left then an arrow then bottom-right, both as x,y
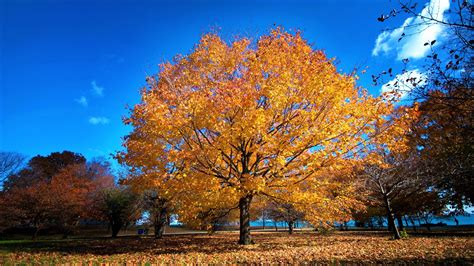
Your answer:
0,231 -> 473,264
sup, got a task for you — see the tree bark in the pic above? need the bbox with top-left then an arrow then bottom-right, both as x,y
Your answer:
288,220 -> 294,234
383,194 -> 401,239
387,216 -> 392,231
111,220 -> 122,238
238,195 -> 253,245
32,227 -> 39,240
154,208 -> 167,239
396,215 -> 404,230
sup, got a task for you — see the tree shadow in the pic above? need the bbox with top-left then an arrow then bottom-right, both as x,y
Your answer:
0,233 -> 292,256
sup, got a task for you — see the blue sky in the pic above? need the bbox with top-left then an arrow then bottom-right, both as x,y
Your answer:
0,0 -> 450,162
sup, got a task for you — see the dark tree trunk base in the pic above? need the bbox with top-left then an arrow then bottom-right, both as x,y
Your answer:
238,195 -> 253,245
111,223 -> 122,238
383,195 -> 401,240
154,209 -> 167,239
288,221 -> 294,234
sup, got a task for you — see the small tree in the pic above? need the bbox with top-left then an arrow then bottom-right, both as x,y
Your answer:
266,201 -> 304,234
94,187 -> 141,238
142,190 -> 170,238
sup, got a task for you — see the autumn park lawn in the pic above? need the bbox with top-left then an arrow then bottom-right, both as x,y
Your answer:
1,231 -> 473,264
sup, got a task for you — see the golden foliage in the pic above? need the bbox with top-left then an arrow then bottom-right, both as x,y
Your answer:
118,28 -> 394,227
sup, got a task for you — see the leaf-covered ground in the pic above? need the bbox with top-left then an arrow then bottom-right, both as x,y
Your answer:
1,231 -> 473,264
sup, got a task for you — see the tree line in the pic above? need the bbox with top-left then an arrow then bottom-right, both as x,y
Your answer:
0,151 -> 142,239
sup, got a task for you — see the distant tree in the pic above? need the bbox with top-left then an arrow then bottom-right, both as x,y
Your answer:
413,89 -> 473,210
142,190 -> 170,238
3,151 -> 86,190
0,152 -> 114,239
94,187 -> 141,238
28,151 -> 86,180
352,206 -> 387,229
0,152 -> 26,183
116,165 -> 177,238
0,179 -> 51,239
49,162 -> 115,238
266,201 -> 305,234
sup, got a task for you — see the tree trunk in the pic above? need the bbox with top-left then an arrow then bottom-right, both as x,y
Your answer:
383,194 -> 401,239
288,220 -> 294,234
238,195 -> 253,245
32,227 -> 39,240
262,211 -> 265,230
61,222 -> 68,239
387,216 -> 392,231
369,219 -> 374,230
154,208 -> 167,239
274,221 -> 278,231
111,220 -> 122,238
396,215 -> 404,230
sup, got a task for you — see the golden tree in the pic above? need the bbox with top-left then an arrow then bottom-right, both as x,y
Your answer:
119,28 -> 391,244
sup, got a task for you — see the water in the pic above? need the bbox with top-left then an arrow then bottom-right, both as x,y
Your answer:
250,220 -> 310,228
249,214 -> 474,228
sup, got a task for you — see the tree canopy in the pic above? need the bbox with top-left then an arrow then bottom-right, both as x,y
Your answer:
118,28 -> 396,244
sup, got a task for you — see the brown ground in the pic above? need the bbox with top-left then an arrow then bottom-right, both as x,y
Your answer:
1,231 -> 473,264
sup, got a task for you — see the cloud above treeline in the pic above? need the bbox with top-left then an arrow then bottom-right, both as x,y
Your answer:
75,96 -> 88,107
74,80 -> 105,107
372,0 -> 450,60
91,80 -> 105,97
89,116 -> 110,125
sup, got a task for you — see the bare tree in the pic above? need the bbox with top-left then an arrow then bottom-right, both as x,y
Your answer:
0,152 -> 26,183
374,0 -> 473,102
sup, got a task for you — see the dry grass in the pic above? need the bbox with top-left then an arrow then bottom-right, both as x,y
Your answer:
1,231 -> 473,264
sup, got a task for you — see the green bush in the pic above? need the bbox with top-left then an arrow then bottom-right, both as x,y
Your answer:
400,229 -> 409,239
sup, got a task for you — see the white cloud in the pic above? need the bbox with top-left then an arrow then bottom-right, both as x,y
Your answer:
372,0 -> 450,60
91,80 -> 105,97
89,116 -> 110,125
381,69 -> 427,99
75,96 -> 88,107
